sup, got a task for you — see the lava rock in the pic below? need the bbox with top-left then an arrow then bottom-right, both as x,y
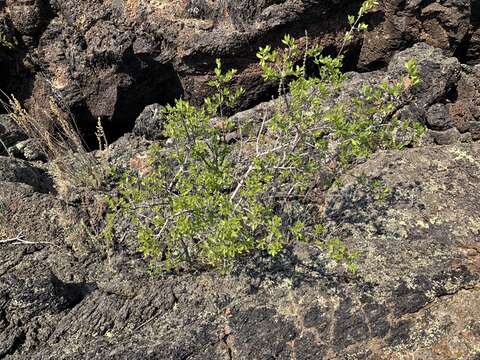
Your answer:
8,138 -> 46,161
431,127 -> 462,145
2,0 -> 479,142
448,100 -> 478,133
426,103 -> 453,131
0,156 -> 52,192
132,103 -> 164,141
0,114 -> 27,154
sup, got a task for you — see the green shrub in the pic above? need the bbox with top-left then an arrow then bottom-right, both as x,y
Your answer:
0,24 -> 18,50
103,0 -> 424,273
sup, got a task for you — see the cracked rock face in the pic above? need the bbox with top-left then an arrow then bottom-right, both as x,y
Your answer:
1,0 -> 479,142
0,142 -> 479,359
323,142 -> 480,358
359,0 -> 480,68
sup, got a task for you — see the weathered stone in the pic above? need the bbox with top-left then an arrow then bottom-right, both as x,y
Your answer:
5,0 -> 46,36
9,138 -> 45,161
0,138 -> 478,359
0,114 -> 27,154
0,156 -> 52,192
132,103 -> 164,141
470,121 -> 480,140
426,103 -> 453,130
387,43 -> 462,106
431,127 -> 462,144
448,100 -> 477,133
359,0 -> 479,69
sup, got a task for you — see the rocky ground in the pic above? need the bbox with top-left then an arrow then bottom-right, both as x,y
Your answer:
1,1 -> 480,359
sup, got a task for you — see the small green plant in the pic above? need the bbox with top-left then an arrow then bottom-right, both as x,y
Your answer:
341,0 -> 379,55
325,238 -> 359,273
325,79 -> 423,167
0,30 -> 16,49
405,58 -> 421,86
104,0 -> 424,273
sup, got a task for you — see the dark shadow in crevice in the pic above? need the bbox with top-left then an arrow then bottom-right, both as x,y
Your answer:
453,32 -> 472,63
67,101 -> 98,151
472,0 -> 480,27
31,167 -> 56,194
3,331 -> 26,357
1,51 -> 183,150
33,0 -> 57,47
0,18 -> 36,108
58,278 -> 98,310
69,50 -> 184,148
454,0 -> 480,64
108,49 -> 183,143
439,84 -> 458,104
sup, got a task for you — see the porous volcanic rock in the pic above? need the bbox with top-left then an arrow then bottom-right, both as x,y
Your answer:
1,0 -> 479,140
0,42 -> 480,358
359,0 -> 480,68
0,141 -> 479,359
132,103 -> 164,141
0,156 -> 52,192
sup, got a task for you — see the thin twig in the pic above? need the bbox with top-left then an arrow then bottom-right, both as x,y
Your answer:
230,164 -> 254,203
156,218 -> 171,238
338,15 -> 362,57
256,113 -> 267,155
0,138 -> 11,157
133,311 -> 162,331
0,232 -> 54,246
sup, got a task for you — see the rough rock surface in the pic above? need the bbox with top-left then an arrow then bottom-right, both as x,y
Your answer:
132,103 -> 164,141
1,0 -> 479,139
359,0 -> 480,69
0,114 -> 26,154
0,157 -> 52,193
0,42 -> 480,358
386,43 -> 480,143
1,142 -> 479,359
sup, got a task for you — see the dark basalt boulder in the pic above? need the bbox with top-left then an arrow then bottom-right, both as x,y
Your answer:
359,0 -> 480,68
0,156 -> 52,193
132,103 -> 164,141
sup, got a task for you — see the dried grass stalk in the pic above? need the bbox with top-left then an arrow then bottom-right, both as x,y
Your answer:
0,92 -> 108,190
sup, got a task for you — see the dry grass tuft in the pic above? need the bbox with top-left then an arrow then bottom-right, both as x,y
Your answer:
0,92 -> 109,191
